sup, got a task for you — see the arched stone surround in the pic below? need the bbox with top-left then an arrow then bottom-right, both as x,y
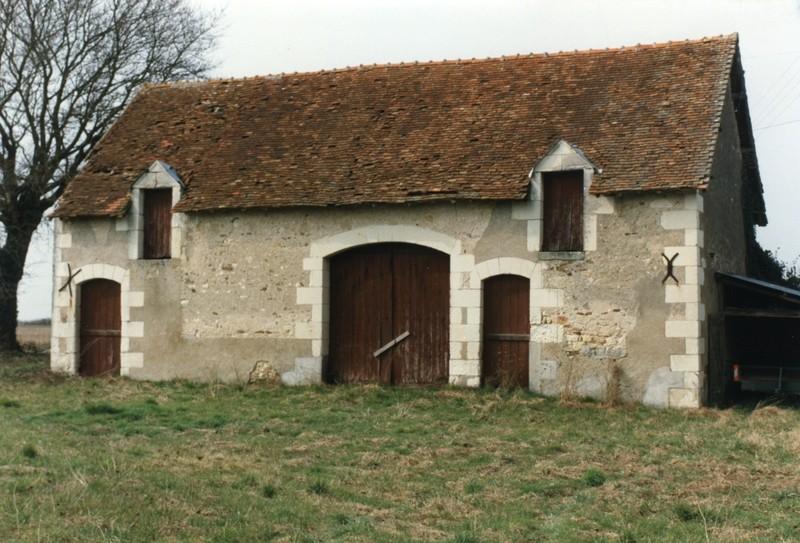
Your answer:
470,258 -> 548,388
288,225 -> 469,385
50,259 -> 145,377
288,226 -> 549,388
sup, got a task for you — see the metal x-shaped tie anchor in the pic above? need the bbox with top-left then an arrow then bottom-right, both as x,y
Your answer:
58,264 -> 81,297
661,252 -> 679,284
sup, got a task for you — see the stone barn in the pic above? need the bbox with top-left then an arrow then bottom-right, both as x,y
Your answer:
50,34 -> 766,408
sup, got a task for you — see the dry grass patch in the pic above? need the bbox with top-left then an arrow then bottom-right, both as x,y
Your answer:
16,323 -> 50,350
3,354 -> 800,542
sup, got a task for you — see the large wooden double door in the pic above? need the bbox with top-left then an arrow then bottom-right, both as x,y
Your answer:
327,243 -> 449,385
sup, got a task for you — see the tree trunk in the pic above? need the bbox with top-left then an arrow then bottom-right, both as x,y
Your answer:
0,272 -> 21,350
0,219 -> 40,352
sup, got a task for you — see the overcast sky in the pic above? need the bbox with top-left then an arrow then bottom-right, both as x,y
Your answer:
20,0 -> 800,320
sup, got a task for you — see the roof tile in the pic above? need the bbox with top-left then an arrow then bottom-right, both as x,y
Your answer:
54,34 -> 740,217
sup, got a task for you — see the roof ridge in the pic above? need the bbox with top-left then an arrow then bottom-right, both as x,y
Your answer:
141,33 -> 739,90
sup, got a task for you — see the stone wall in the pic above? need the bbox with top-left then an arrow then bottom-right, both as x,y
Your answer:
530,192 -> 696,406
52,183 -> 718,406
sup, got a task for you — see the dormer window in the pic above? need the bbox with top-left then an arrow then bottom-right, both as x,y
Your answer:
142,188 -> 173,259
128,161 -> 184,261
531,139 -> 597,257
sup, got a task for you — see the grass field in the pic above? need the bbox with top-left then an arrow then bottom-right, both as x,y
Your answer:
2,355 -> 800,542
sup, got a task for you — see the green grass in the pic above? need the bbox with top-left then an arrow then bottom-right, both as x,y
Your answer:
582,468 -> 606,488
2,354 -> 800,541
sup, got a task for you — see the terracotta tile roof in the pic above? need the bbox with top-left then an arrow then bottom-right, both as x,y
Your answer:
54,34 -> 747,218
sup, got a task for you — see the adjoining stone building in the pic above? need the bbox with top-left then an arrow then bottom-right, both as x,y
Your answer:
50,34 -> 766,408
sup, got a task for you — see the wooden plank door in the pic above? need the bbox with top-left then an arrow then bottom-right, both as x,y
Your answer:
327,243 -> 449,385
79,279 -> 121,377
542,171 -> 583,252
482,274 -> 530,388
142,188 -> 173,259
328,245 -> 393,383
391,245 -> 449,385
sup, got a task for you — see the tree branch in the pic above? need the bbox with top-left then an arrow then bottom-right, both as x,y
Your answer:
0,0 -> 217,347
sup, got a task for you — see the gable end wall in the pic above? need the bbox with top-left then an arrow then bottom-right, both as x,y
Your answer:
699,80 -> 750,403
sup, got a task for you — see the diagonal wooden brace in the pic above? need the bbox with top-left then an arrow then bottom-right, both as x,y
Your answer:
373,330 -> 411,358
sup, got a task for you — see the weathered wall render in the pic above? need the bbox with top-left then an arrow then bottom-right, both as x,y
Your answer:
51,177 -> 719,407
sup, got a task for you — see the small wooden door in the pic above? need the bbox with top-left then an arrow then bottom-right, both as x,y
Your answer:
328,243 -> 449,385
482,275 -> 530,388
142,188 -> 172,259
79,279 -> 121,377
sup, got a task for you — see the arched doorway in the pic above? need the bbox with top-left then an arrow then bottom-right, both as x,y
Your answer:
78,279 -> 121,376
327,243 -> 449,385
482,274 -> 530,388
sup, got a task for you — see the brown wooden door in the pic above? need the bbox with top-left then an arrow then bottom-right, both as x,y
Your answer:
79,279 -> 121,377
482,274 -> 530,388
142,188 -> 172,259
327,243 -> 449,385
390,245 -> 450,385
328,245 -> 393,383
542,171 -> 583,252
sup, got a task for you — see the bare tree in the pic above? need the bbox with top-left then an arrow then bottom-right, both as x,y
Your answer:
0,0 -> 216,351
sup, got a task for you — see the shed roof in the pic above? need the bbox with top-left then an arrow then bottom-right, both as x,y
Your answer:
717,272 -> 800,305
53,34 -> 761,218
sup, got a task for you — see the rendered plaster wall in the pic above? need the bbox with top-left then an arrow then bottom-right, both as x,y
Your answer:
53,203 -> 498,382
52,194 -> 697,405
526,193 -> 687,406
180,203 -> 497,336
50,218 -> 146,376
